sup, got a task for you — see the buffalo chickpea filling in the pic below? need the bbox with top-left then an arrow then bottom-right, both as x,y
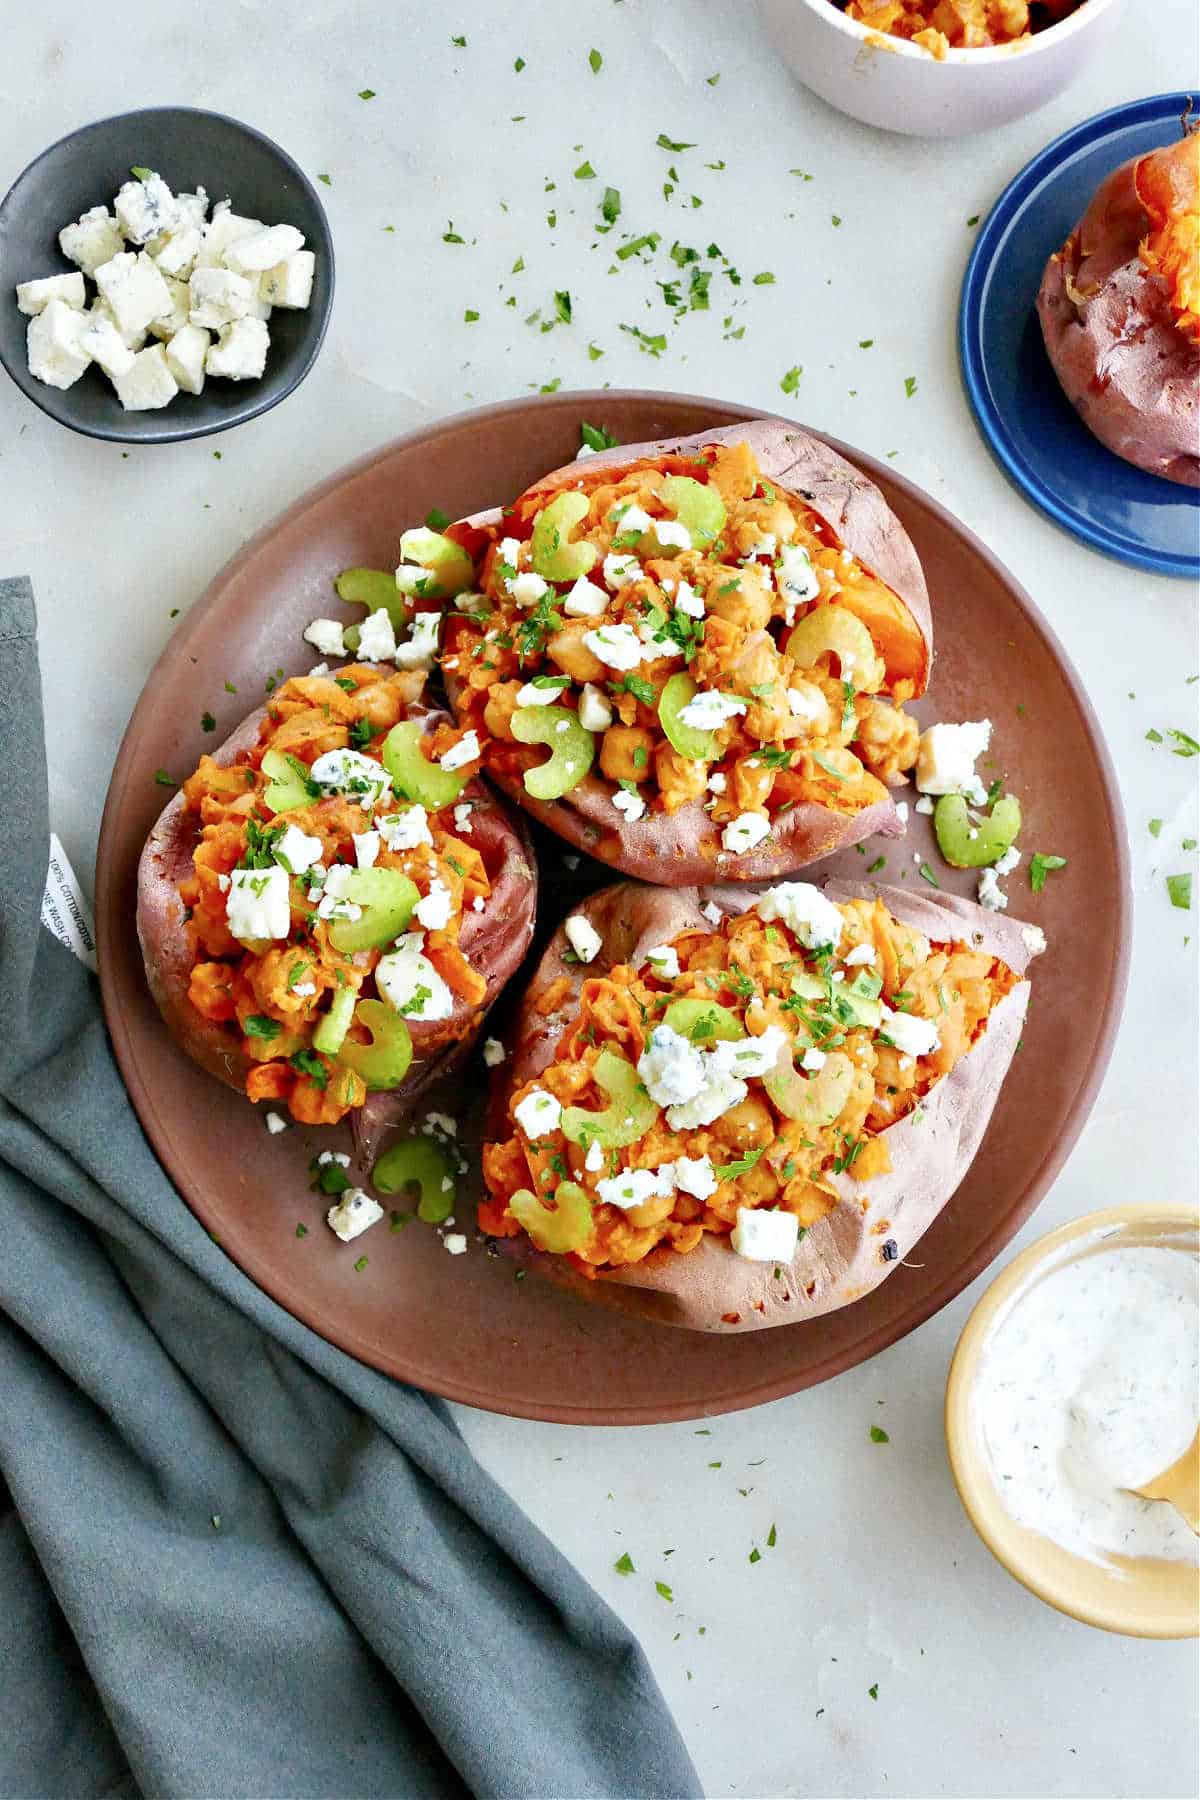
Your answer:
834,0 -> 1084,54
446,443 -> 922,856
480,885 -> 1018,1271
178,666 -> 491,1126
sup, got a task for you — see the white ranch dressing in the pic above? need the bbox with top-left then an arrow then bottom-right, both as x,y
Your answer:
973,1243 -> 1199,1567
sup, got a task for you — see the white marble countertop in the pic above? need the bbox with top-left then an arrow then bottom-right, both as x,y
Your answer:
3,3 -> 1197,1795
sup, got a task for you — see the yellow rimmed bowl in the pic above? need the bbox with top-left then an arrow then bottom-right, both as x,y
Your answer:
946,1203 -> 1199,1638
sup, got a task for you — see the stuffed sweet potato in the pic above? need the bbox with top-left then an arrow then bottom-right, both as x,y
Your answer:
137,664 -> 536,1159
1037,129 -> 1200,487
442,419 -> 933,885
479,876 -> 1040,1332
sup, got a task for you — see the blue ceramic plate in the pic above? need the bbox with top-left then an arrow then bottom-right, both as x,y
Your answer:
960,92 -> 1199,579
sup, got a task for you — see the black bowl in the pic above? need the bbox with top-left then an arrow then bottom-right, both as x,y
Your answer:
0,106 -> 334,444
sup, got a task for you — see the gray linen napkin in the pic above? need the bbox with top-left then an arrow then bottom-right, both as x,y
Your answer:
0,576 -> 700,1800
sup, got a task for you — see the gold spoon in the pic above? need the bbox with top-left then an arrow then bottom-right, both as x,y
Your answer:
1126,1427 -> 1200,1535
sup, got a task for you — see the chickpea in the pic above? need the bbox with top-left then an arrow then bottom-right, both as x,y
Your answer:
706,565 -> 773,632
655,741 -> 708,812
730,755 -> 775,815
710,1095 -> 776,1151
545,617 -> 605,684
483,679 -> 523,742
855,697 -> 920,785
600,725 -> 656,784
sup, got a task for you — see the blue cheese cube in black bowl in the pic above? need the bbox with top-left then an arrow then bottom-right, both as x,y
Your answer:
0,105 -> 333,443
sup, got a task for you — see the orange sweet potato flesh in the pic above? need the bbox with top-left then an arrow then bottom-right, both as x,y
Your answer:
1135,133 -> 1200,344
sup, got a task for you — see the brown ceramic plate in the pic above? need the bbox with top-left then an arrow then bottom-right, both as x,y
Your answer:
96,391 -> 1130,1424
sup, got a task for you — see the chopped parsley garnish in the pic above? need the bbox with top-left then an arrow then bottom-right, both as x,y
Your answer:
1149,818 -> 1164,838
589,47 -> 602,72
866,856 -> 887,874
1167,873 -> 1192,911
515,592 -> 563,663
918,862 -> 939,888
129,165 -> 153,181
780,365 -> 803,395
442,222 -> 465,244
514,55 -> 525,71
615,673 -> 656,705
354,1255 -> 369,1272
614,1552 -> 635,1574
348,717 -> 381,749
201,711 -> 216,732
1029,852 -> 1067,894
289,1049 -> 329,1090
581,420 -> 619,452
243,1016 -> 282,1041
295,1223 -> 308,1238
357,88 -> 376,99
223,679 -> 237,693
153,768 -> 176,787
573,161 -> 595,181
904,375 -> 918,397
870,1425 -> 890,1443
1167,729 -> 1199,758
714,1147 -> 765,1180
601,186 -> 621,225
554,289 -> 572,322
748,1548 -> 761,1565
752,271 -> 775,285
655,1580 -> 674,1600
656,132 -> 694,152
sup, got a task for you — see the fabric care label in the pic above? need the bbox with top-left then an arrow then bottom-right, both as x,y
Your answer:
43,833 -> 97,971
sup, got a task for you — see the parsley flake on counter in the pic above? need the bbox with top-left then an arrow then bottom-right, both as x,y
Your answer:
752,271 -> 776,285
442,222 -> 465,244
859,338 -> 874,348
780,365 -> 803,394
656,132 -> 695,152
589,47 -> 603,72
463,308 -> 479,322
554,289 -> 572,322
831,214 -> 842,226
614,1552 -> 635,1575
317,173 -> 331,186
588,341 -> 605,360
574,160 -> 595,180
707,71 -> 721,85
1029,852 -> 1067,893
869,1684 -> 880,1700
1149,818 -> 1164,838
870,1425 -> 890,1443
450,34 -> 466,46
1167,874 -> 1193,910
514,55 -> 526,71
767,1524 -> 777,1548
904,375 -> 918,397
601,186 -> 622,225
748,1547 -> 762,1564
357,88 -> 376,99
1168,729 -> 1199,757
655,1580 -> 674,1600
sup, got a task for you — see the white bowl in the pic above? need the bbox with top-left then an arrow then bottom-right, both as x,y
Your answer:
758,0 -> 1125,137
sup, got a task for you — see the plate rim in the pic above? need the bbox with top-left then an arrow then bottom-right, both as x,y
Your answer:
96,388 -> 1132,1423
958,89 -> 1200,580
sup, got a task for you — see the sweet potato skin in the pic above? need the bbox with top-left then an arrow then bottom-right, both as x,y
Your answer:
1037,146 -> 1200,488
136,700 -> 537,1160
445,419 -> 933,884
483,879 -> 1040,1332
